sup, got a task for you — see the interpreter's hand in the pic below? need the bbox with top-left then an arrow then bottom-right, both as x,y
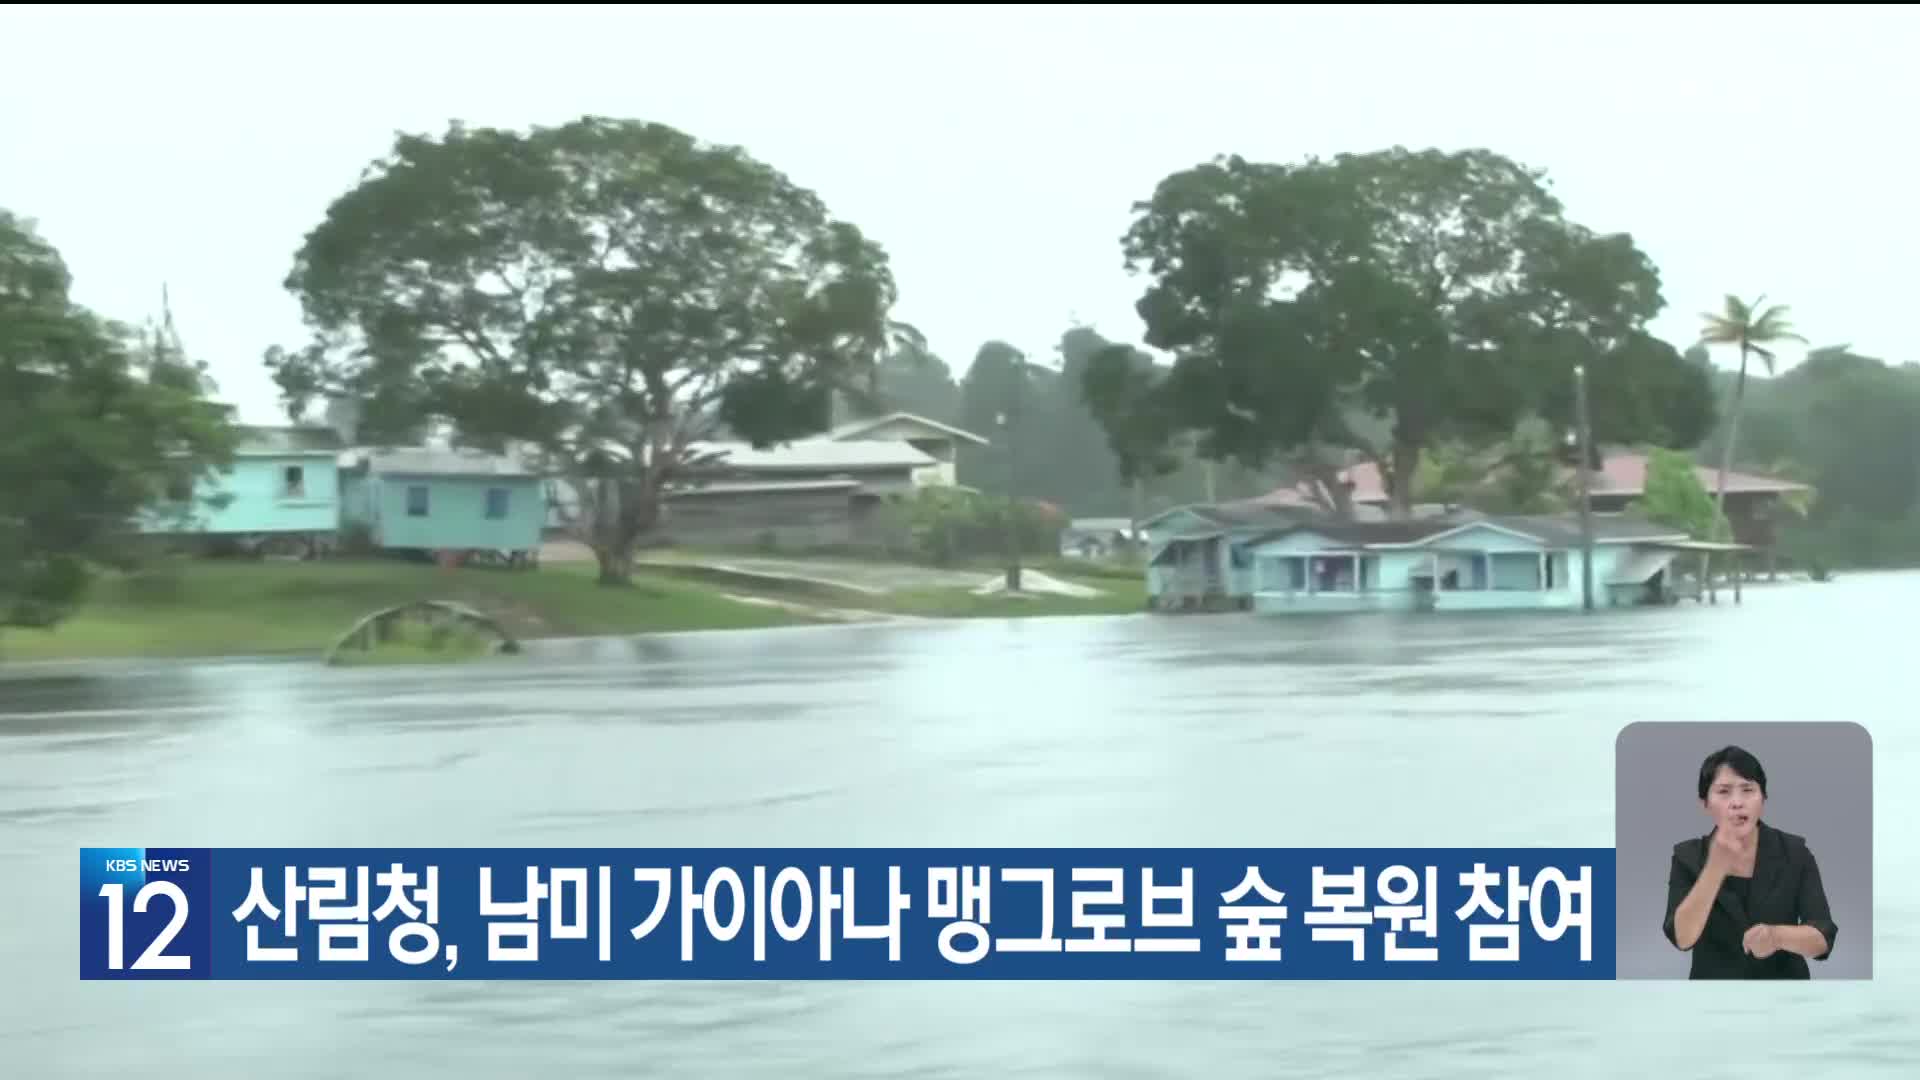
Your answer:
1705,828 -> 1748,876
1742,923 -> 1779,959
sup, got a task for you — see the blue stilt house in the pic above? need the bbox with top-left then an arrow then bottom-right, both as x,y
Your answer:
138,425 -> 345,556
338,448 -> 547,566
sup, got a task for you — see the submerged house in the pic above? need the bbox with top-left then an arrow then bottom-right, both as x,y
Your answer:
1141,501 -> 1322,610
338,448 -> 546,564
137,425 -> 345,556
1254,450 -> 1809,561
1242,512 -> 1697,614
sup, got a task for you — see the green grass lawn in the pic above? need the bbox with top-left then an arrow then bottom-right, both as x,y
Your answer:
0,553 -> 1147,663
0,558 -> 821,662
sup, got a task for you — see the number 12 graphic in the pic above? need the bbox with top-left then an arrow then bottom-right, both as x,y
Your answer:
98,882 -> 192,971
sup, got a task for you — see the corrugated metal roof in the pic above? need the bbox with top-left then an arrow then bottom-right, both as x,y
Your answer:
1207,501 -> 1314,527
1309,519 -> 1464,544
235,426 -> 343,455
1479,513 -> 1688,546
359,448 -> 533,477
1246,510 -> 1689,552
666,479 -> 863,497
688,439 -> 935,471
828,412 -> 991,447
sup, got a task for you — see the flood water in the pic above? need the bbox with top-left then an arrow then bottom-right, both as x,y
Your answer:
3,573 -> 1916,1077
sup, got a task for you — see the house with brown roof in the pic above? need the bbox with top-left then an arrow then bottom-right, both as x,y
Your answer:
1246,448 -> 1809,551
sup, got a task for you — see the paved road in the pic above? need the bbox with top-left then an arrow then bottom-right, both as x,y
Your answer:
541,539 -> 1013,591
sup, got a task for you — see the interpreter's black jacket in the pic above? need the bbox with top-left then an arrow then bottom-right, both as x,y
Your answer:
1663,820 -> 1839,979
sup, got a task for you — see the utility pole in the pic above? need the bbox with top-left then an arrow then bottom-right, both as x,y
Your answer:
1130,475 -> 1145,561
1575,363 -> 1595,612
999,409 -> 1020,593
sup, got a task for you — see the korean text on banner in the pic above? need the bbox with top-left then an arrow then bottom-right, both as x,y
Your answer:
78,847 -> 1616,981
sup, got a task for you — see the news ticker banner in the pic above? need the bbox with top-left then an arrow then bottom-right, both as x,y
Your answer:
80,847 -> 1615,981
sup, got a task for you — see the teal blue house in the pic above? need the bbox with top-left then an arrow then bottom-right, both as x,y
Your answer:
339,448 -> 546,563
138,425 -> 344,554
1241,513 -> 1695,615
1141,501 -> 1319,610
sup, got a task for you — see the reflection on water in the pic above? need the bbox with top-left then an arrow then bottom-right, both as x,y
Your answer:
2,574 -> 1914,1077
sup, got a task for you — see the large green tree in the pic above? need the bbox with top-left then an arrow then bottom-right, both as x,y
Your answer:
1079,338 -> 1185,523
956,340 -> 1044,497
0,210 -> 234,632
267,116 -> 902,584
1089,147 -> 1715,518
1705,344 -> 1920,567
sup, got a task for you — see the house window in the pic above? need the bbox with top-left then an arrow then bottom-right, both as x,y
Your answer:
1490,552 -> 1544,590
283,465 -> 305,498
406,485 -> 430,517
1312,555 -> 1358,593
1263,556 -> 1308,591
485,487 -> 509,520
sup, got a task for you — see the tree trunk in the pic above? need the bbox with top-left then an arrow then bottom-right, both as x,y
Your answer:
1713,344 -> 1750,525
1388,440 -> 1420,521
1706,344 -> 1751,604
1129,476 -> 1145,560
592,541 -> 632,586
579,471 -> 661,587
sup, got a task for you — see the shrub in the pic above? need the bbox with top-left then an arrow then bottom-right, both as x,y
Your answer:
881,488 -> 1066,565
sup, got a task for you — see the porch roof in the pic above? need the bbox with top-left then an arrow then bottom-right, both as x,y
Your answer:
1645,539 -> 1756,553
1139,500 -> 1318,534
1154,529 -> 1227,546
1608,547 -> 1678,585
1149,532 -> 1227,565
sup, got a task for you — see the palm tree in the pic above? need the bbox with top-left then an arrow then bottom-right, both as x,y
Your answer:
1699,295 -> 1807,522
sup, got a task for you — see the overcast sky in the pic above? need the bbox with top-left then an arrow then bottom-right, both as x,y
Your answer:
3,3 -> 1913,425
